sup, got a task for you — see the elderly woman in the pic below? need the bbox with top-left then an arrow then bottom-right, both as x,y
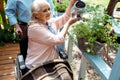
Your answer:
24,0 -> 80,80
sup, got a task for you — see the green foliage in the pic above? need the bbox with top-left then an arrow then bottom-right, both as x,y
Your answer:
84,0 -> 120,8
53,0 -> 69,12
0,13 -> 19,46
70,4 -> 119,54
0,24 -> 19,46
0,0 -> 19,46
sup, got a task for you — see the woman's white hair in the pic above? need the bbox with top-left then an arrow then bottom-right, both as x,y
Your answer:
31,0 -> 49,13
29,0 -> 50,24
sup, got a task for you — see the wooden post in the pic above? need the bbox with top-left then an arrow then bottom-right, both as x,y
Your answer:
67,38 -> 73,64
0,0 -> 7,25
0,0 -> 8,29
109,46 -> 120,80
78,55 -> 87,80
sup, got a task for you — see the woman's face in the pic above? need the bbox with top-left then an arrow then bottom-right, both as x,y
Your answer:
36,3 -> 51,23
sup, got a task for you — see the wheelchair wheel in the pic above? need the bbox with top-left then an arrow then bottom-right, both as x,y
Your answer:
14,59 -> 22,80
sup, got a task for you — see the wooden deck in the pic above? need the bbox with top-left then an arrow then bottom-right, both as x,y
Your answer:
0,43 -> 19,80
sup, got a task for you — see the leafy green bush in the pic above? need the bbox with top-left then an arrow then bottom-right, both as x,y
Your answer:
0,15 -> 19,46
0,25 -> 19,46
0,1 -> 19,46
70,4 -> 119,54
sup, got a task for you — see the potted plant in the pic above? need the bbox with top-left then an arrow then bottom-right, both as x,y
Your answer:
70,5 -> 119,55
53,0 -> 69,16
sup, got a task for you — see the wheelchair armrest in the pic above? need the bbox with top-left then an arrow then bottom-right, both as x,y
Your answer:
17,54 -> 26,70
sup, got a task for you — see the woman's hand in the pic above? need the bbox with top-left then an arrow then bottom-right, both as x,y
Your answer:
70,0 -> 78,6
61,17 -> 80,37
67,17 -> 80,26
65,0 -> 78,16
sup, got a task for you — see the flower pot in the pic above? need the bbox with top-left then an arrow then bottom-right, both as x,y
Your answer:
78,38 -> 105,55
56,12 -> 64,16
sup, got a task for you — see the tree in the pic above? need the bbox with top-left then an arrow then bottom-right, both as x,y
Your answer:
0,0 -> 7,28
106,0 -> 119,16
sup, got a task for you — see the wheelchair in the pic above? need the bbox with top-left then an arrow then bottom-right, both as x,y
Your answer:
14,36 -> 29,80
14,36 -> 72,80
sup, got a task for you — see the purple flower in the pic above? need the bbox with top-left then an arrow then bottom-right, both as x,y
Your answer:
56,0 -> 63,4
56,0 -> 60,3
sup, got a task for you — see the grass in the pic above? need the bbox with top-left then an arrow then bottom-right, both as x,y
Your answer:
83,0 -> 120,9
84,0 -> 109,6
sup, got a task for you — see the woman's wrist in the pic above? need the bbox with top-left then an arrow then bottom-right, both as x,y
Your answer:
66,0 -> 76,16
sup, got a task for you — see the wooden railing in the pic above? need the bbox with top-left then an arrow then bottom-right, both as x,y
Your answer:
66,33 -> 120,80
66,1 -> 120,79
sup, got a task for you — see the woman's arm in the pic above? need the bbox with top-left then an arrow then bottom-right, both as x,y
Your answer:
52,0 -> 77,29
60,17 -> 80,37
5,0 -> 18,26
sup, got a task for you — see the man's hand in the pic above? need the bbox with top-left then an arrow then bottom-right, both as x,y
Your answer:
14,24 -> 22,35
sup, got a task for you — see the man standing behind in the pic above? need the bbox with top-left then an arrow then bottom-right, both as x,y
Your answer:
5,0 -> 34,38
5,0 -> 56,38
5,0 -> 56,61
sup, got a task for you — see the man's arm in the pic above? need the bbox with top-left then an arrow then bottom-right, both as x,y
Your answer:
5,0 -> 18,26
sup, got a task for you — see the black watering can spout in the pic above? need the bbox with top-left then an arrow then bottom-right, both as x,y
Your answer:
76,0 -> 86,8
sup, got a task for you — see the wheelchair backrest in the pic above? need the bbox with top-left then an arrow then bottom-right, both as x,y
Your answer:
19,36 -> 28,60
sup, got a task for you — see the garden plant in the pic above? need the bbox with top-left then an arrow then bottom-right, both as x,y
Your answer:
70,4 -> 119,55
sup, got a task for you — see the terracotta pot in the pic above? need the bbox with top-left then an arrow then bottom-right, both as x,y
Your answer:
78,38 -> 88,52
57,12 -> 64,16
